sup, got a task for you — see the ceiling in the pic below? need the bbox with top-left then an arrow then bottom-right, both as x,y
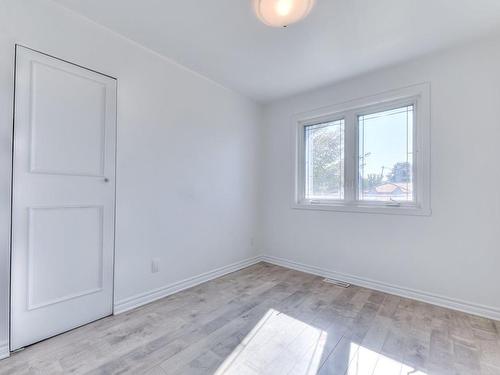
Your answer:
53,0 -> 500,102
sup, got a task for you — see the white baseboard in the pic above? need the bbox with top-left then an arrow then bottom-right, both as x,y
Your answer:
261,255 -> 500,321
0,341 -> 9,360
115,253 -> 500,320
114,256 -> 262,314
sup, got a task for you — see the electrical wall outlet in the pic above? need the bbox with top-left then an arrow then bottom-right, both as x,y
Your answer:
151,258 -> 160,273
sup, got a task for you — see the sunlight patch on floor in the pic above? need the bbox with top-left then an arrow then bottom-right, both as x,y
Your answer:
348,343 -> 427,375
215,309 -> 328,374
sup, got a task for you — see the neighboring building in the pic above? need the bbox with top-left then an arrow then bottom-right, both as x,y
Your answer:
364,182 -> 413,200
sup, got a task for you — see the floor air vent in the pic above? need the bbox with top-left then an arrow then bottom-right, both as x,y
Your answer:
323,278 -> 351,288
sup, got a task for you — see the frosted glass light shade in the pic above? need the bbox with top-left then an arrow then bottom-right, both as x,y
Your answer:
253,0 -> 315,27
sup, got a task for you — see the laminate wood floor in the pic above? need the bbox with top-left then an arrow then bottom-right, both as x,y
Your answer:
1,262 -> 499,375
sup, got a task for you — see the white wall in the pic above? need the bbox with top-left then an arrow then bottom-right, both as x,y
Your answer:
0,0 -> 262,352
261,35 -> 500,319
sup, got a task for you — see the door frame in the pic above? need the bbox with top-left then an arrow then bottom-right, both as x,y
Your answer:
7,44 -> 118,354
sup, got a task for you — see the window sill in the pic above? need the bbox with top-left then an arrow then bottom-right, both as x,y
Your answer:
292,201 -> 431,216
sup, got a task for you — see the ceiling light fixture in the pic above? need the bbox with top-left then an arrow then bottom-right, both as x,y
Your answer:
252,0 -> 316,28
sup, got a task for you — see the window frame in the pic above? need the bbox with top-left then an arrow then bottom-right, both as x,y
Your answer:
301,115 -> 346,202
292,83 -> 431,216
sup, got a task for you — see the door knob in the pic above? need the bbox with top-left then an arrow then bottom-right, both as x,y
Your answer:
104,178 -> 109,183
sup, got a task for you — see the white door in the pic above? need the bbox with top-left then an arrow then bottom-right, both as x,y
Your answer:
11,46 -> 117,350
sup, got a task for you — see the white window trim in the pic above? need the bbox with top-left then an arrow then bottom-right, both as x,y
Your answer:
291,83 -> 431,216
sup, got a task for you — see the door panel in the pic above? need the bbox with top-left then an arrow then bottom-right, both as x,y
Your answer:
11,46 -> 117,350
27,206 -> 104,310
29,61 -> 107,176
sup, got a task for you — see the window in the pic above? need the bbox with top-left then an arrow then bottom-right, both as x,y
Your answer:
358,105 -> 413,203
304,119 -> 345,200
294,84 -> 430,215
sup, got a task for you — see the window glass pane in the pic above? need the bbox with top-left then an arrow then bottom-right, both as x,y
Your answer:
358,105 -> 414,202
304,119 -> 344,200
